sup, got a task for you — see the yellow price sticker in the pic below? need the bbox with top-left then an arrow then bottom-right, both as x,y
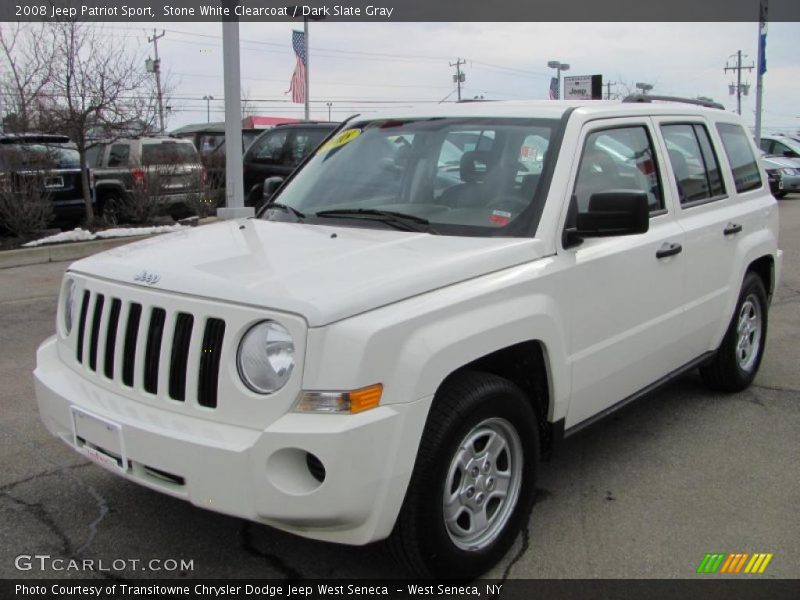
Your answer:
317,128 -> 361,154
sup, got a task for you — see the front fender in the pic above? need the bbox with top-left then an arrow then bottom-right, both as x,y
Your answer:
303,256 -> 570,423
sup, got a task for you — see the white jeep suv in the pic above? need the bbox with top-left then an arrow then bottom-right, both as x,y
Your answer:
35,99 -> 782,578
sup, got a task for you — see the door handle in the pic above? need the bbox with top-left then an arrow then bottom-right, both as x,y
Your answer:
656,242 -> 683,259
724,222 -> 743,236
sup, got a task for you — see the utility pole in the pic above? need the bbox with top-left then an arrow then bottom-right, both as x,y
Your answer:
147,29 -> 166,134
450,58 -> 466,102
604,81 -> 617,100
724,50 -> 754,115
203,95 -> 214,123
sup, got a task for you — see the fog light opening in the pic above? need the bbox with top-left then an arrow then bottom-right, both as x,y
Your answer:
306,452 -> 326,483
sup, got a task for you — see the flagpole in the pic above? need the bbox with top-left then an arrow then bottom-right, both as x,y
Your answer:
304,16 -> 310,121
754,0 -> 767,146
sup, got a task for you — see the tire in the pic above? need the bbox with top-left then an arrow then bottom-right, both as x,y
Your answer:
775,192 -> 787,199
389,371 -> 539,579
700,272 -> 769,392
98,192 -> 125,225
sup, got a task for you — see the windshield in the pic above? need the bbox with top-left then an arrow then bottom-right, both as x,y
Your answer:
263,117 -> 560,237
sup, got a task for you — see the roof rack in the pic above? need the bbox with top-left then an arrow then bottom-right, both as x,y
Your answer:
622,94 -> 725,110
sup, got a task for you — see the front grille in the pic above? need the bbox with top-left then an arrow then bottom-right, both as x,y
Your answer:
73,289 -> 226,409
198,318 -> 225,408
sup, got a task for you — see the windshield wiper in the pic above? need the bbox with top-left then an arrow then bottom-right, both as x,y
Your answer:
266,202 -> 306,221
314,208 -> 437,234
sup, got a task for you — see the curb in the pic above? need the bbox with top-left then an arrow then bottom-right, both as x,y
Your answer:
0,235 -> 151,270
0,216 -> 222,271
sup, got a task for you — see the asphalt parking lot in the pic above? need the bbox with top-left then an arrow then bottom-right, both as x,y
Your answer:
1,197 -> 798,582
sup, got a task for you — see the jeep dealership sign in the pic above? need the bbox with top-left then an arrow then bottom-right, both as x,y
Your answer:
564,74 -> 603,100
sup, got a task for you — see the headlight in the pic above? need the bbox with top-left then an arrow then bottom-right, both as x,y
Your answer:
780,168 -> 796,176
62,278 -> 77,336
237,320 -> 295,394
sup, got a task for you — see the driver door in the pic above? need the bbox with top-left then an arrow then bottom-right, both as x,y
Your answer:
560,118 -> 687,428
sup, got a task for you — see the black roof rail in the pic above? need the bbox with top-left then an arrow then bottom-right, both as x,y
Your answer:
622,94 -> 725,110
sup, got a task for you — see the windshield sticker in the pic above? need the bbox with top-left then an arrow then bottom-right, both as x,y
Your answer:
317,128 -> 361,154
489,210 -> 511,226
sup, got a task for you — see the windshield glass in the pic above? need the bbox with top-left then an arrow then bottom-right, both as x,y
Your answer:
264,117 -> 560,237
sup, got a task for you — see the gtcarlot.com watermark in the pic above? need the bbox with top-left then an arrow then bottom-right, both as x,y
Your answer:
14,554 -> 194,573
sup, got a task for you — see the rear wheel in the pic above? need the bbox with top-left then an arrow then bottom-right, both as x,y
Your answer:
389,371 -> 539,578
700,272 -> 768,392
775,191 -> 787,199
98,192 -> 126,225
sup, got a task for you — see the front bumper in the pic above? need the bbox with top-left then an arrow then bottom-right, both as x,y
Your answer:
34,336 -> 431,545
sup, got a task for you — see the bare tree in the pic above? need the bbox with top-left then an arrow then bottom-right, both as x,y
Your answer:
241,86 -> 257,119
0,23 -> 56,132
47,21 -> 157,222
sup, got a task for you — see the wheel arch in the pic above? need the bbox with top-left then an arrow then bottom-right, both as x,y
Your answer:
444,340 -> 559,459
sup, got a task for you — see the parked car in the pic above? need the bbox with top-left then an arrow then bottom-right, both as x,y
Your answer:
87,136 -> 205,220
762,155 -> 800,198
0,133 -> 90,222
759,133 -> 800,161
171,122 -> 264,157
242,122 -> 338,206
35,99 -> 781,579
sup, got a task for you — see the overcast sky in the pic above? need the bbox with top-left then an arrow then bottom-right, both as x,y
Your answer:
89,21 -> 800,132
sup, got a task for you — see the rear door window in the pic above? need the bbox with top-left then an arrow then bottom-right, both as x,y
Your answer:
715,123 -> 763,193
289,129 -> 330,164
661,123 -> 725,205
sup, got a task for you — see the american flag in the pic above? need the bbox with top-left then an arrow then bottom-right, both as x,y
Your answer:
288,30 -> 306,103
549,77 -> 559,100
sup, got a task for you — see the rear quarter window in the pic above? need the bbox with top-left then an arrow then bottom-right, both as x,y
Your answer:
715,123 -> 763,193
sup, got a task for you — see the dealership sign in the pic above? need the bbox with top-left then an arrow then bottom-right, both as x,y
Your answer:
564,75 -> 603,100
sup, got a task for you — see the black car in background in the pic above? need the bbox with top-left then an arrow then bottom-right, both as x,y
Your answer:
0,134 -> 89,222
243,122 -> 339,206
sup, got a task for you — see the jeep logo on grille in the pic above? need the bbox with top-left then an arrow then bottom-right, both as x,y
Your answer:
133,270 -> 161,286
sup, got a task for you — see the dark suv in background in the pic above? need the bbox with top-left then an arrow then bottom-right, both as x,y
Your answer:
0,134 -> 89,222
87,136 -> 205,220
243,122 -> 338,206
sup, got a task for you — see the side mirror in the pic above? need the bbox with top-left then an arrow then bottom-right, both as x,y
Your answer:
575,191 -> 650,237
783,150 -> 798,159
262,176 -> 284,203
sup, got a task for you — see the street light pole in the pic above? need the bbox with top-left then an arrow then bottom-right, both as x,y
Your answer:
326,101 -> 332,121
547,60 -> 570,99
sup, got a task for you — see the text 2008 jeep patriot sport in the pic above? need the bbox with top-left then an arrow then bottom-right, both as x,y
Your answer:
35,98 -> 782,578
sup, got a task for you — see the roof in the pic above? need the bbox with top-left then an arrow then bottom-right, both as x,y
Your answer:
0,133 -> 72,144
345,99 -> 740,123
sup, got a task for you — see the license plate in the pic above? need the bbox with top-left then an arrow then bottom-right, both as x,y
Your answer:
70,407 -> 127,473
44,176 -> 64,189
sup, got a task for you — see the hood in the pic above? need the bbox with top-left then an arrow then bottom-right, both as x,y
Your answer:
71,219 -> 546,326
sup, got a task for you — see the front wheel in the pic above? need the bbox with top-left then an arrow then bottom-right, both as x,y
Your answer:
389,371 -> 539,578
700,272 -> 769,392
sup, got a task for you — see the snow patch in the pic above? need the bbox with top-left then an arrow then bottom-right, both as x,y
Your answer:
22,225 -> 188,248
